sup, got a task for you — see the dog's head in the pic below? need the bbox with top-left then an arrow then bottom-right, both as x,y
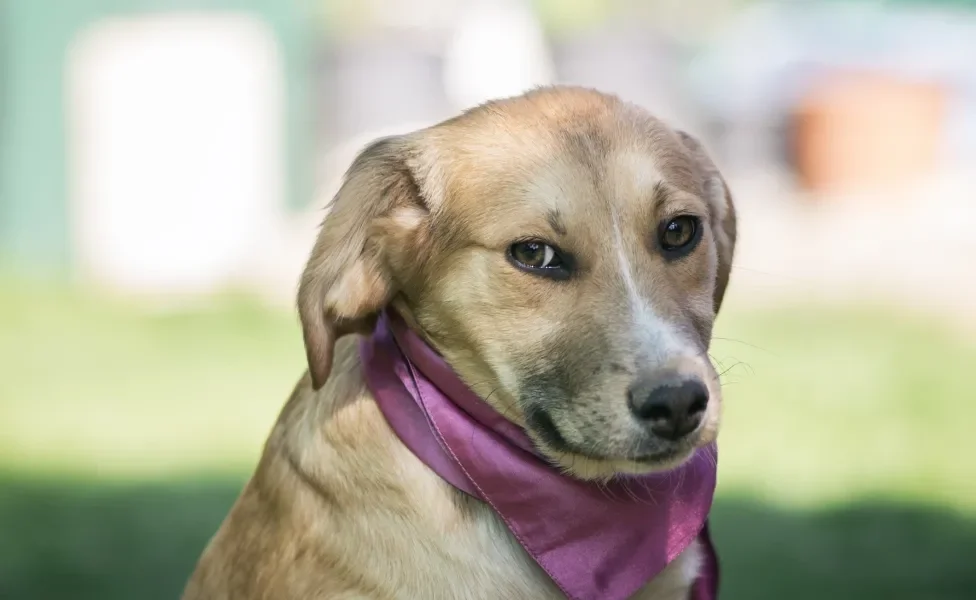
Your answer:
299,87 -> 736,480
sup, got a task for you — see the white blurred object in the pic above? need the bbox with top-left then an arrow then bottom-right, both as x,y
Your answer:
67,13 -> 285,296
367,0 -> 461,32
442,0 -> 555,110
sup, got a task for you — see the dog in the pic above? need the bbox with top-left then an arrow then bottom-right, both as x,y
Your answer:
182,86 -> 737,600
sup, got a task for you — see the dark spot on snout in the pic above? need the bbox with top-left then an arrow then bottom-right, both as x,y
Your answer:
525,407 -> 570,452
517,330 -> 616,453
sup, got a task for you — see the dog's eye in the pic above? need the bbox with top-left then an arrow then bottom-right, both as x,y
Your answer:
511,242 -> 561,269
658,216 -> 701,256
508,241 -> 570,279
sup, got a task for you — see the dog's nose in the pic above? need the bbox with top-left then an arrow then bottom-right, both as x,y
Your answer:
627,376 -> 709,441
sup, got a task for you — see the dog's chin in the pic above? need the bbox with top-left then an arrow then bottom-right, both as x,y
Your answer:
539,444 -> 699,481
522,409 -> 719,480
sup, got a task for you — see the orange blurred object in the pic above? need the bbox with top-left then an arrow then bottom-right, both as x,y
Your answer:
791,70 -> 948,193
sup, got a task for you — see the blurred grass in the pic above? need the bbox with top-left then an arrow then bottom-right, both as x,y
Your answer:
713,305 -> 976,510
1,281 -> 975,599
0,283 -> 303,477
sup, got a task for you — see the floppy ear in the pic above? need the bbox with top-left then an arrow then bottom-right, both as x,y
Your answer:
298,135 -> 428,390
675,131 -> 738,314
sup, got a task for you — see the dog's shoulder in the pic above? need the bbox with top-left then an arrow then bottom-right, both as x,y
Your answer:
183,338 -> 560,599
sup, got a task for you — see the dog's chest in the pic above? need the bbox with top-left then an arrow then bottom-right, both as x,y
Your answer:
366,470 -> 566,599
354,455 -> 700,600
443,502 -> 699,600
442,502 -> 566,600
442,504 -> 700,600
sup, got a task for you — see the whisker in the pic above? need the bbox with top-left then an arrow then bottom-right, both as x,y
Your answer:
716,360 -> 753,380
711,337 -> 774,355
635,476 -> 658,505
594,478 -> 613,501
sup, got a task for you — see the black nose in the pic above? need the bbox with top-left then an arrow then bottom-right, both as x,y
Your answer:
627,376 -> 709,441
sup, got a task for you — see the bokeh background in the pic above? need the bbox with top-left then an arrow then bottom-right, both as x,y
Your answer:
2,0 -> 975,598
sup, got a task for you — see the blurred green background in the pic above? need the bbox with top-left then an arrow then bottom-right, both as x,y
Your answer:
3,0 -> 976,598
3,282 -> 974,600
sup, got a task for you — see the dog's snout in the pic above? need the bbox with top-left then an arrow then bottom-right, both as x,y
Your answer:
627,375 -> 709,441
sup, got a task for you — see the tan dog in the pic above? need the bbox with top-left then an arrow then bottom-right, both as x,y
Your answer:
182,86 -> 737,600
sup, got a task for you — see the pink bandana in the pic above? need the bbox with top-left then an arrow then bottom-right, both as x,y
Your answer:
360,309 -> 719,600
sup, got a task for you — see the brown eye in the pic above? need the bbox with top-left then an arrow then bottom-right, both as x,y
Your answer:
659,216 -> 701,256
508,241 -> 570,279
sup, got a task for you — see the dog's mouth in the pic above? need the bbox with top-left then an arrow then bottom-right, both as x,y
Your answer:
524,407 -> 697,469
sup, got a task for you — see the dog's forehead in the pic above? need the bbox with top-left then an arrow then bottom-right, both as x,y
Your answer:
428,99 -> 701,232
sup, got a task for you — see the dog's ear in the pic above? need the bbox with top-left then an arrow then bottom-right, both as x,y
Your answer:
298,135 -> 429,390
675,131 -> 737,314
